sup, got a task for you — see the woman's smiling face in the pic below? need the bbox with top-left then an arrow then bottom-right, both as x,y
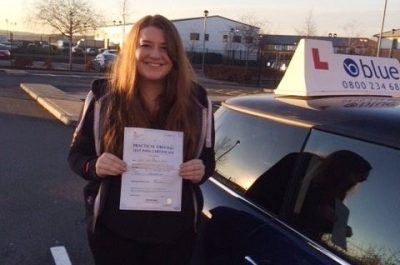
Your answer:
135,26 -> 173,83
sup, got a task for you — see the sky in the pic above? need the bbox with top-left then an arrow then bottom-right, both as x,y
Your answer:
1,0 -> 400,38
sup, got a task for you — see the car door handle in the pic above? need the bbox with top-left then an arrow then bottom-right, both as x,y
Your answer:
244,256 -> 258,265
245,256 -> 273,265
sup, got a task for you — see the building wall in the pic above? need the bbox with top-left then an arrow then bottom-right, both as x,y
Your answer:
379,38 -> 399,49
94,24 -> 129,48
174,17 -> 253,54
95,16 -> 260,61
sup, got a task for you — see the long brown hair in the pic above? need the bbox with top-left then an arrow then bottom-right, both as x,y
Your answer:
312,150 -> 372,201
102,15 -> 199,160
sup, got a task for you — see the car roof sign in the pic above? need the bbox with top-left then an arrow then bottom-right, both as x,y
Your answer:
275,38 -> 400,97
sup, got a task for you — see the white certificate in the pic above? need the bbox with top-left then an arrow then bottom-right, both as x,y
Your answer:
120,127 -> 183,211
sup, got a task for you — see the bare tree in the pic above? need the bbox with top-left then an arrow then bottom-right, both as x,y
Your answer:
239,14 -> 268,31
237,15 -> 265,71
31,0 -> 102,70
295,10 -> 318,37
342,20 -> 364,37
342,20 -> 358,53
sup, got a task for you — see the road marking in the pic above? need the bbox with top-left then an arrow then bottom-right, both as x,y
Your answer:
2,69 -> 28,74
29,73 -> 103,78
50,246 -> 72,265
226,90 -> 243,95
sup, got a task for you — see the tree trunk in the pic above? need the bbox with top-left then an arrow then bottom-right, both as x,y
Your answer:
68,37 -> 72,71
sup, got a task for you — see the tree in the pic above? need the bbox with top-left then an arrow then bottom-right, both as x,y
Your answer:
295,10 -> 318,37
32,0 -> 102,70
342,20 -> 363,54
236,15 -> 266,71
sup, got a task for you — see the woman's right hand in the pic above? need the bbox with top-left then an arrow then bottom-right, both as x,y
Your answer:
95,152 -> 127,178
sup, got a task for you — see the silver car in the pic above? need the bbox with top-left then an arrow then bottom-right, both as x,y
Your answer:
91,52 -> 117,72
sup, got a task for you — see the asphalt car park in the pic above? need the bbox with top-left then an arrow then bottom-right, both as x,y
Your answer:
196,39 -> 400,265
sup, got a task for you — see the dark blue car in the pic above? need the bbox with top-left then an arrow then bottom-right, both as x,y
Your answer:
195,39 -> 400,265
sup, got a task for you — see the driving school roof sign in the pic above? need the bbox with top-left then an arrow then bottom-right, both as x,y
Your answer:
275,38 -> 400,97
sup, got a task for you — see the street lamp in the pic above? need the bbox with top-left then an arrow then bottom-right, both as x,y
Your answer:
5,19 -> 17,49
229,28 -> 240,62
377,0 -> 388,57
257,34 -> 264,87
201,10 -> 209,74
389,28 -> 396,58
81,38 -> 87,70
229,28 -> 234,62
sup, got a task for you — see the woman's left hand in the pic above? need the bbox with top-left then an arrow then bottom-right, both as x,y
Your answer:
179,159 -> 205,184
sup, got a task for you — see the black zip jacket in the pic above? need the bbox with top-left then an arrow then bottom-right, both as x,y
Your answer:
68,79 -> 215,243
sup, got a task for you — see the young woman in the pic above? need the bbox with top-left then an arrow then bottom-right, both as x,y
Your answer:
68,15 -> 215,265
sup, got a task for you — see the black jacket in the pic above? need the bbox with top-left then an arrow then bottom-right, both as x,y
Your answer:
68,79 -> 215,243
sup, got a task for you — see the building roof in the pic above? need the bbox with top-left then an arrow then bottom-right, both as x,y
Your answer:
100,15 -> 259,30
172,15 -> 259,29
260,34 -> 374,48
373,28 -> 400,38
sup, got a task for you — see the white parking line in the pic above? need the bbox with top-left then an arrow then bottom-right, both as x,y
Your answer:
30,73 -> 103,78
50,246 -> 72,265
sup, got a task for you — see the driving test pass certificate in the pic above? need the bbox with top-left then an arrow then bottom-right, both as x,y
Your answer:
120,127 -> 183,212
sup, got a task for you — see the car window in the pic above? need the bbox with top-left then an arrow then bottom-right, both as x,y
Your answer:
294,129 -> 400,264
103,54 -> 116,59
214,107 -> 310,196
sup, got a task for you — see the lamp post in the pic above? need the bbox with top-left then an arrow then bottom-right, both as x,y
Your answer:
257,35 -> 263,87
81,38 -> 87,70
377,0 -> 388,57
389,28 -> 396,58
229,28 -> 234,63
201,10 -> 209,74
5,19 -> 16,50
122,0 -> 127,48
48,36 -> 51,62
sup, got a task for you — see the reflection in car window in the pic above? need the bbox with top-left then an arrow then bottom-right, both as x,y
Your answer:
245,151 -> 319,215
299,130 -> 400,264
214,107 -> 309,191
294,150 -> 372,244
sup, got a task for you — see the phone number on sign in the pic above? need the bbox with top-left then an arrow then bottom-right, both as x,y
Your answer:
342,80 -> 400,90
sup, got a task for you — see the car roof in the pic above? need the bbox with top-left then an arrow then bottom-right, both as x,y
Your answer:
103,49 -> 118,54
0,43 -> 9,49
224,93 -> 400,149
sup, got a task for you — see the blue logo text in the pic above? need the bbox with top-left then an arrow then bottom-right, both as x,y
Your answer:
343,58 -> 399,80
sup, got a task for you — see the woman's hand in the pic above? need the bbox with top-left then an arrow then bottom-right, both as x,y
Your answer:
179,159 -> 205,184
95,152 -> 127,178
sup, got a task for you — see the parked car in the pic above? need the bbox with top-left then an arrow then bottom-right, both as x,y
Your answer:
86,47 -> 98,55
196,39 -> 400,265
56,40 -> 70,52
91,52 -> 117,72
72,45 -> 84,55
0,43 -> 11,60
101,48 -> 118,54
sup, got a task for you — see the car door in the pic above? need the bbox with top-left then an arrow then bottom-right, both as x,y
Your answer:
197,107 -> 344,265
289,129 -> 400,265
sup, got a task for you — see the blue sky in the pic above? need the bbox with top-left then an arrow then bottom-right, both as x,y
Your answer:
1,0 -> 399,37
